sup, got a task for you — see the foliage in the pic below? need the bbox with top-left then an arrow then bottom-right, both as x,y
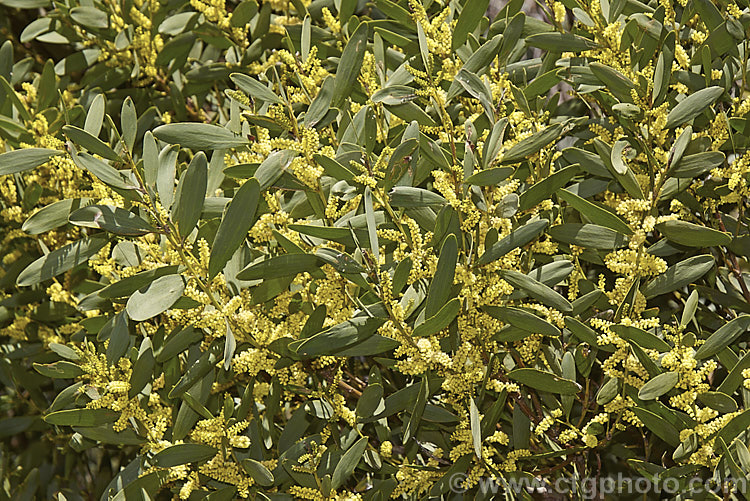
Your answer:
1,0 -> 750,499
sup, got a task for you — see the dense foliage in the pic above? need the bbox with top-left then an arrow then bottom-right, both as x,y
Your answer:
2,0 -> 750,498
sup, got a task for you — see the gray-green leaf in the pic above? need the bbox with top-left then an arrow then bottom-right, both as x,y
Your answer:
0,148 -> 64,176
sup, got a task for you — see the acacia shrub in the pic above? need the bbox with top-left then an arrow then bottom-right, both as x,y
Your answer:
1,0 -> 750,499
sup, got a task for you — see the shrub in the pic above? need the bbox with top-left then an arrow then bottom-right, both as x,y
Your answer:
1,0 -> 750,498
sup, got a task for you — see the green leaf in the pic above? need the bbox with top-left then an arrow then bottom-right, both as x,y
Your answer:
589,62 -> 636,102
17,234 -> 109,287
413,298 -> 460,337
331,437 -> 368,490
562,147 -> 610,178
121,97 -> 137,152
371,85 -> 417,106
501,124 -> 563,164
305,76 -> 334,127
101,311 -> 129,364
697,391 -> 737,413
242,459 -> 274,487
680,289 -> 699,327
500,270 -> 573,312
84,93 -> 105,136
666,125 -> 692,173
314,248 -> 366,276
715,409 -> 750,445
592,139 -> 644,199
737,440 -> 750,472
153,123 -> 248,150
524,69 -> 562,101
230,73 -> 283,105
425,234 -> 457,318
290,224 -> 375,248
49,343 -> 80,361
290,316 -> 385,357
416,23 -> 429,77
44,409 -> 119,427
572,289 -> 606,318
237,254 -> 322,281
632,408 -> 680,446
99,266 -> 180,298
549,223 -> 628,249
384,101 -> 440,129
484,306 -> 560,336
70,6 -> 108,28
0,76 -> 31,121
717,351 -> 750,394
518,164 -> 578,211
22,198 -> 85,235
385,138 -> 417,191
129,339 -> 154,398
507,368 -> 581,394
155,327 -> 203,363
152,444 -> 217,468
673,434 -> 700,462
71,151 -> 133,190
611,140 -> 637,178
469,397 -> 482,458
526,32 -> 598,52
33,361 -> 84,379
419,133 -> 451,171
610,325 -> 671,351
557,188 -> 632,234
638,372 -> 679,400
209,178 -> 261,278
630,343 -> 661,378
642,254 -> 714,299
140,133 -> 159,189
73,425 -> 145,445
596,378 -> 619,405
477,219 -> 548,266
0,148 -> 64,176
315,154 -> 355,181
172,152 -> 208,239
430,455 -> 474,496
255,149 -> 297,190
356,376 -> 384,418
694,315 -> 750,360
655,220 -> 731,247
364,187 -> 380,264
63,125 -> 121,161
464,167 -> 514,186
671,151 -> 725,178
455,68 -> 495,121
453,0 -> 490,49
447,34 -> 504,99
389,186 -> 447,208
665,86 -> 724,129
125,275 -> 185,322
169,346 -> 219,399
332,22 -> 369,108
158,144 -> 179,208
69,205 -> 155,236
565,317 -> 599,346
403,376 -> 428,443
327,335 -> 398,356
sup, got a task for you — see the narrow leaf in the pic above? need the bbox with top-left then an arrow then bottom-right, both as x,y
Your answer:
0,148 -> 63,176
17,234 -> 109,287
507,368 -> 581,394
173,152 -> 208,239
209,178 -> 261,278
665,86 -> 723,129
125,275 -> 185,322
